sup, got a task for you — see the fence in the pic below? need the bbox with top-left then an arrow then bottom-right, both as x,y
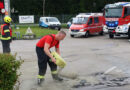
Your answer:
10,14 -> 76,24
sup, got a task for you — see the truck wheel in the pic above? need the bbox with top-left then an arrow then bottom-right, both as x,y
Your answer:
70,35 -> 74,38
109,33 -> 114,39
84,31 -> 89,38
99,31 -> 104,36
128,28 -> 130,39
58,27 -> 61,31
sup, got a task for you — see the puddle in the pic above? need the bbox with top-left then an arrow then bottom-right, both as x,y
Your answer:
72,72 -> 130,89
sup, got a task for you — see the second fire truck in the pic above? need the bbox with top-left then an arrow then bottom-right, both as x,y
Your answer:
104,2 -> 130,39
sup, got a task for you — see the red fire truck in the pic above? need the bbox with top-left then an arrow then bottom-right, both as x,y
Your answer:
103,2 -> 130,39
0,0 -> 5,14
69,13 -> 105,38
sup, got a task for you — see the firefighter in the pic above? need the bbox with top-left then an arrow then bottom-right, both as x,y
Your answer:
1,16 -> 12,53
36,31 -> 66,85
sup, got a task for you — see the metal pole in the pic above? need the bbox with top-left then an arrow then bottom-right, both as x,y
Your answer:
8,0 -> 10,16
4,0 -> 10,16
43,0 -> 45,16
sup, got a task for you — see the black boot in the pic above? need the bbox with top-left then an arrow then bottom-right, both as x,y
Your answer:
37,78 -> 44,85
37,75 -> 45,85
52,74 -> 63,81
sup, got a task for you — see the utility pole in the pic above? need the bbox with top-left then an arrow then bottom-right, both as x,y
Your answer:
43,0 -> 45,16
4,0 -> 10,16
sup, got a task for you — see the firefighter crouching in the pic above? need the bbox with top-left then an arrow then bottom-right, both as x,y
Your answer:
36,31 -> 66,85
1,16 -> 12,53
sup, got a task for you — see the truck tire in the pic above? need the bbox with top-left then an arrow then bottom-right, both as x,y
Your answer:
58,27 -> 61,31
70,35 -> 74,38
99,31 -> 104,36
128,28 -> 130,39
84,31 -> 89,38
109,33 -> 114,39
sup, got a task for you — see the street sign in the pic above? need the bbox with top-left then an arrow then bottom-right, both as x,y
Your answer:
19,15 -> 34,23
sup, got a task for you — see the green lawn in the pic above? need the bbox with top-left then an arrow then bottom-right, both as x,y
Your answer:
12,26 -> 58,39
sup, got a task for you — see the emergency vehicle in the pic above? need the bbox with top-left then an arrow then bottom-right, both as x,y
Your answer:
39,17 -> 61,30
69,13 -> 105,38
103,2 -> 130,38
0,0 -> 5,14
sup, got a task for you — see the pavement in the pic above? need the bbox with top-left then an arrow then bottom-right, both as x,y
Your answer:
0,30 -> 130,90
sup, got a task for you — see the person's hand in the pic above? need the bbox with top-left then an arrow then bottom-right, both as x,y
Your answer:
51,57 -> 56,64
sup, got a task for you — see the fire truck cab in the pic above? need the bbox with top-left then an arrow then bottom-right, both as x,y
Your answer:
104,2 -> 130,38
69,13 -> 105,38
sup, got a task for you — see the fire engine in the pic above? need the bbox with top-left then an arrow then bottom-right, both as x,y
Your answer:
69,13 -> 105,38
0,0 -> 5,14
103,2 -> 130,38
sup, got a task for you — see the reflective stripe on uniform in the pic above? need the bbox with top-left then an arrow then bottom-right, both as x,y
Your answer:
51,71 -> 58,74
4,29 -> 10,33
37,75 -> 44,79
1,37 -> 11,40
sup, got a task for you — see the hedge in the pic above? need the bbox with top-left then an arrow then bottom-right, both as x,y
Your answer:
0,54 -> 23,90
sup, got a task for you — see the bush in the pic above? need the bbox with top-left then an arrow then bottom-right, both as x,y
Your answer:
0,54 -> 23,90
61,24 -> 68,29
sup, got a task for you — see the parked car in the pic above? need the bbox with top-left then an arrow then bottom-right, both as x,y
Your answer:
69,13 -> 105,38
39,17 -> 61,30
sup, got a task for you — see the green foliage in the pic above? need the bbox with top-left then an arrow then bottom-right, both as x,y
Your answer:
61,24 -> 68,29
10,0 -> 130,15
0,54 -> 23,90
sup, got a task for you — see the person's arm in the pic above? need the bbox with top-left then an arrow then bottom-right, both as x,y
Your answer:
44,43 -> 56,63
55,48 -> 60,55
55,41 -> 60,55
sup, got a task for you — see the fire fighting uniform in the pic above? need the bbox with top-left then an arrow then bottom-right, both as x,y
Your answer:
1,23 -> 12,53
36,34 -> 60,77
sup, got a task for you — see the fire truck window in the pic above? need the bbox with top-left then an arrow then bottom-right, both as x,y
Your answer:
127,7 -> 130,15
88,18 -> 93,25
124,7 -> 130,16
124,8 -> 128,15
94,17 -> 99,23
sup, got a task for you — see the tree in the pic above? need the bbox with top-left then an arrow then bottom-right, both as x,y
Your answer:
10,0 -> 130,15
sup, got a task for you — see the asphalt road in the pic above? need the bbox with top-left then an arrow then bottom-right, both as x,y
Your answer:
0,30 -> 130,90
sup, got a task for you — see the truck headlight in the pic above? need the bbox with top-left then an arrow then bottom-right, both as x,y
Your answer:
123,25 -> 129,30
103,25 -> 107,29
118,26 -> 123,29
80,29 -> 84,32
118,25 -> 128,30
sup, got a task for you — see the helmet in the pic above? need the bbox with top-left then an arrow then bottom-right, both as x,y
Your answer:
4,16 -> 12,23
